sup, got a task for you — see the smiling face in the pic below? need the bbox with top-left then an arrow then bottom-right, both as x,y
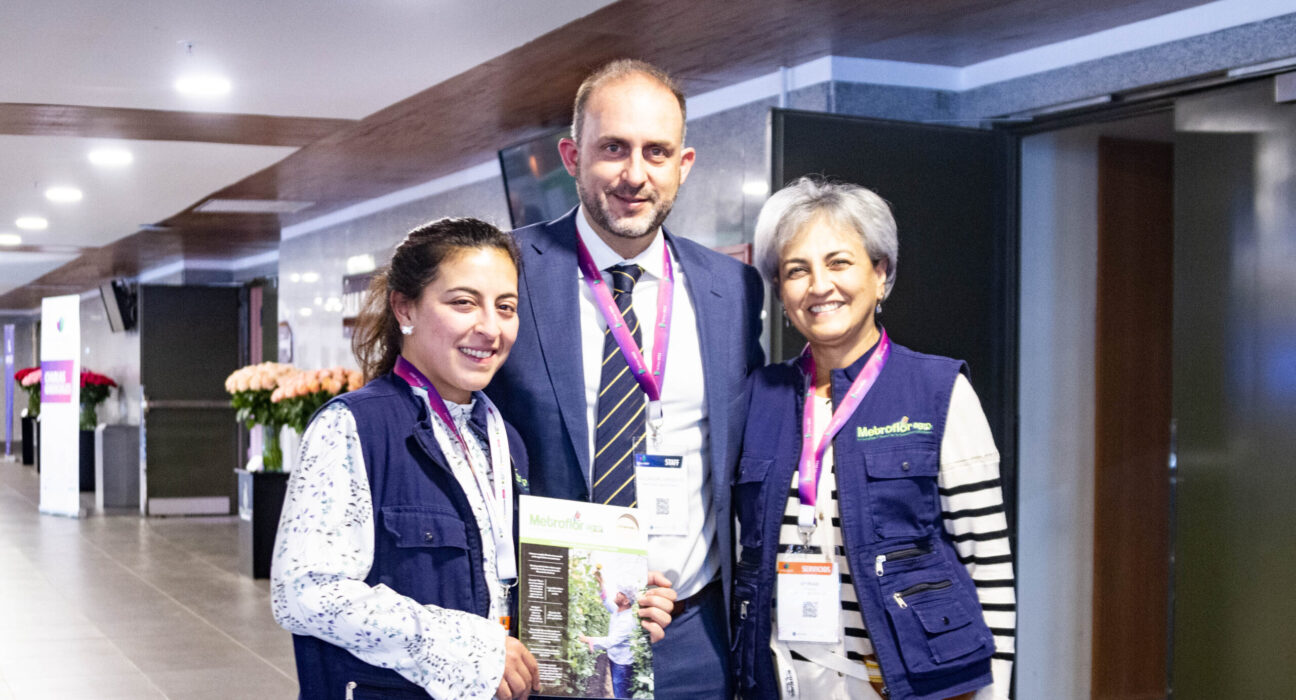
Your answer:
391,246 -> 519,403
558,74 -> 695,257
778,214 -> 888,367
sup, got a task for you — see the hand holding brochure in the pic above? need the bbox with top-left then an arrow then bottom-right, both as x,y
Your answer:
518,495 -> 654,699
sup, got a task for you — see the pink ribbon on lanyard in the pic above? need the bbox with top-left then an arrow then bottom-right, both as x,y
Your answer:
393,355 -> 516,582
796,329 -> 891,535
574,233 -> 674,430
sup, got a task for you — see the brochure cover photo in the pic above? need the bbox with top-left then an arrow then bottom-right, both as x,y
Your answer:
518,495 -> 654,699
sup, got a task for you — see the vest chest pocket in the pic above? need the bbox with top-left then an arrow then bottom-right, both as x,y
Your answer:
382,507 -> 470,550
379,506 -> 474,609
733,455 -> 774,550
859,445 -> 940,538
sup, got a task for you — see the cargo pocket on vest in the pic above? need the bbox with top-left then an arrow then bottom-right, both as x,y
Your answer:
730,568 -> 760,693
884,581 -> 992,676
733,455 -> 774,551
383,507 -> 470,550
860,445 -> 940,538
379,507 -> 472,606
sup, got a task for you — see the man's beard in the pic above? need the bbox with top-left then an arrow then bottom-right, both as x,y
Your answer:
576,172 -> 675,241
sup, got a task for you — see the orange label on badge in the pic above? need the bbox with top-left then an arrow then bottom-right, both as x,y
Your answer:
777,561 -> 833,575
499,615 -> 511,630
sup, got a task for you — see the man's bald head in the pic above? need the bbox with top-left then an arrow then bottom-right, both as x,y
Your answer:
571,59 -> 687,145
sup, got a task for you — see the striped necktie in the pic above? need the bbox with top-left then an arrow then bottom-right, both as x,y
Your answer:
592,263 -> 645,506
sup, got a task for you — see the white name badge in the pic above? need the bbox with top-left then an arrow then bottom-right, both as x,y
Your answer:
633,452 -> 688,536
776,558 -> 841,644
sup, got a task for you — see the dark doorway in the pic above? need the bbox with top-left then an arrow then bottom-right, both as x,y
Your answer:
138,285 -> 241,515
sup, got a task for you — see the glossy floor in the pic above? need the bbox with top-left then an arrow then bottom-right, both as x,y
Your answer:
0,460 -> 297,699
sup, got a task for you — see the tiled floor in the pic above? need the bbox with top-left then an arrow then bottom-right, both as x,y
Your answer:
0,459 -> 298,699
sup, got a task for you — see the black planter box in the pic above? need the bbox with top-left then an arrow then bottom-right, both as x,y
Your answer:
79,429 -> 95,492
21,416 -> 35,465
236,469 -> 290,579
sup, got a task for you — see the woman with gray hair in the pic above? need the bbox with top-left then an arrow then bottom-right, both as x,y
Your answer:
730,178 -> 1015,699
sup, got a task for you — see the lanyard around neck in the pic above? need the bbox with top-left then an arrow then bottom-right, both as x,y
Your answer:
393,356 -> 517,582
796,329 -> 891,536
574,232 -> 675,430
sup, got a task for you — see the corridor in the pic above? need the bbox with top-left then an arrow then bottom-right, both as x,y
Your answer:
0,461 -> 297,698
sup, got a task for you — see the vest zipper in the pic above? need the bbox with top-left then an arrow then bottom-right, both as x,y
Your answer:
345,681 -> 356,700
891,579 -> 953,609
874,543 -> 930,577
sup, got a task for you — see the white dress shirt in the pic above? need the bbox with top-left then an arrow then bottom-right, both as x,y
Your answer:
575,208 -> 717,599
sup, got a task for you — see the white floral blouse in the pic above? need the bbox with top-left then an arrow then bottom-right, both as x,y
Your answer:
270,389 -> 508,699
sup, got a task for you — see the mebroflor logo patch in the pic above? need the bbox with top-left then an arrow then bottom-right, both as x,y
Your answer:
856,416 -> 932,441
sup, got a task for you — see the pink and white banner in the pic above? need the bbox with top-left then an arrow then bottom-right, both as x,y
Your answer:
39,295 -> 81,518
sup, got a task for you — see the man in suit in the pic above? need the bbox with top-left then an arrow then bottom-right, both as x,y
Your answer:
486,59 -> 765,698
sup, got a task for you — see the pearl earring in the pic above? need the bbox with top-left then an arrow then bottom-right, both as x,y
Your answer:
875,300 -> 883,315
400,325 -> 414,336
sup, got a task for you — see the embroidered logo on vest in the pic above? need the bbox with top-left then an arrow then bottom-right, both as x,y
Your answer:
856,416 -> 933,441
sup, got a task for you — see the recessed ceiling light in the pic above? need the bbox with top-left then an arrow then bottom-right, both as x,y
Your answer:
88,148 -> 133,167
15,217 -> 48,231
0,233 -> 21,246
742,180 -> 770,197
45,186 -> 83,203
301,272 -> 320,283
175,74 -> 232,97
289,273 -> 301,283
298,307 -> 313,317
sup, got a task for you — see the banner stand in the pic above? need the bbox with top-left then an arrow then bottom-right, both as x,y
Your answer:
3,324 -> 13,462
38,295 -> 82,518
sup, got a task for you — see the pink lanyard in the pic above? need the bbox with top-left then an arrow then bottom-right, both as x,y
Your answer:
796,329 -> 891,535
393,356 -> 517,582
575,233 -> 674,431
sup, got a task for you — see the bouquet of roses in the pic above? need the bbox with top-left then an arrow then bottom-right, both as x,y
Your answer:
224,362 -> 297,431
80,369 -> 119,429
15,366 -> 40,417
224,362 -> 298,471
272,366 -> 364,434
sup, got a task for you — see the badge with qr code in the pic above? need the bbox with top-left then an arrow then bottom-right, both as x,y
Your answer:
776,559 -> 840,643
633,452 -> 688,536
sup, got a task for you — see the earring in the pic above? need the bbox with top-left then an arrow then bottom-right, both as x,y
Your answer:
875,299 -> 883,315
400,325 -> 414,336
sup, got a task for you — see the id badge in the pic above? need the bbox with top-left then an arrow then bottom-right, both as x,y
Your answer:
775,555 -> 840,643
633,452 -> 688,536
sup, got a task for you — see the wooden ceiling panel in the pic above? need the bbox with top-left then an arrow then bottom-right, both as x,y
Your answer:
0,0 -> 1217,310
0,103 -> 356,147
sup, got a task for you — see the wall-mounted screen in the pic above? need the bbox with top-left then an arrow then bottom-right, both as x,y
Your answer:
99,279 -> 137,333
499,128 -> 578,228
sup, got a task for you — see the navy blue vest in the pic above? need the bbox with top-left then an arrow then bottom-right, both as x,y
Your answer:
731,341 -> 994,700
290,373 -> 528,699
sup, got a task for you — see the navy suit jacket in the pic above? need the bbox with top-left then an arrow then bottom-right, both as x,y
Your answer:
486,208 -> 765,609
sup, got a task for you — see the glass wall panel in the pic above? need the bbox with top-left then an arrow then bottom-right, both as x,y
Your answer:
1173,77 -> 1296,697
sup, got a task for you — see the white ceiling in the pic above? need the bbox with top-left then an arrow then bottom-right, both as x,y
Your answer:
1,0 -> 615,118
0,0 -> 615,306
0,134 -> 297,245
0,252 -> 80,298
